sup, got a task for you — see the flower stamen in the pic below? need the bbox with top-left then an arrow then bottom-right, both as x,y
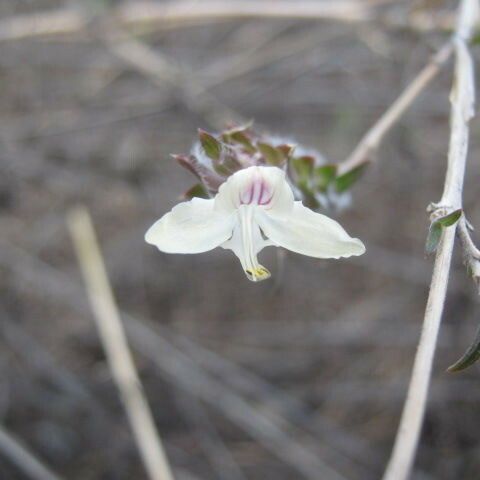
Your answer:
239,205 -> 271,282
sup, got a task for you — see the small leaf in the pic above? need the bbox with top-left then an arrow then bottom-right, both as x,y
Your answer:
276,144 -> 296,160
212,163 -> 232,176
290,156 -> 315,179
183,183 -> 209,199
258,143 -> 285,166
447,325 -> 480,372
437,209 -> 462,227
425,209 -> 463,254
172,154 -> 224,192
314,165 -> 337,191
334,164 -> 367,193
198,129 -> 222,161
425,222 -> 443,255
229,131 -> 256,153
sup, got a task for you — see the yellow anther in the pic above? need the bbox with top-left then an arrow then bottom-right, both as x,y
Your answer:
245,266 -> 271,282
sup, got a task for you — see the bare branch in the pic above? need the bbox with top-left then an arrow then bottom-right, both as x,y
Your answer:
67,207 -> 175,480
382,1 -> 478,480
338,41 -> 453,175
0,1 -> 435,44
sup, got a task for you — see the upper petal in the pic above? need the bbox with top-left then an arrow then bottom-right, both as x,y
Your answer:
256,201 -> 365,259
145,198 -> 234,254
214,166 -> 294,215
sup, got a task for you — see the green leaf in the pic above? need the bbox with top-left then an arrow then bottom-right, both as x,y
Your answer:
229,131 -> 256,153
276,144 -> 296,160
198,129 -> 222,161
447,325 -> 480,372
425,222 -> 443,255
334,164 -> 367,193
258,143 -> 285,166
290,156 -> 315,179
425,209 -> 462,254
437,209 -> 462,227
212,163 -> 232,176
314,165 -> 337,191
184,183 -> 209,199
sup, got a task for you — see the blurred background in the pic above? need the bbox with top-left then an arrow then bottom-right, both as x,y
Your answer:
1,0 -> 480,479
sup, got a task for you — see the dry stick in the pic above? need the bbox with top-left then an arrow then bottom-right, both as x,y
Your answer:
0,1 -> 413,44
337,41 -> 454,175
0,240 -> 350,480
0,426 -> 62,480
382,1 -> 478,480
67,207 -> 175,480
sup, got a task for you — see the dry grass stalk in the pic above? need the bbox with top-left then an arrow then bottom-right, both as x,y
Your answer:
0,1 -> 434,44
338,41 -> 453,175
67,207 -> 174,480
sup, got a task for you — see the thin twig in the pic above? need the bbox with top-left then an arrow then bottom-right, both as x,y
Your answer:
0,426 -> 62,480
382,1 -> 478,479
338,41 -> 453,175
0,1 -> 433,44
67,207 -> 175,480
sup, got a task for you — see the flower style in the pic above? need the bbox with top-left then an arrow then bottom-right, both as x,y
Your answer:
145,166 -> 365,281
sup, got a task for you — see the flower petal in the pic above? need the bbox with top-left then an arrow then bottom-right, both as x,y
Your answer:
256,201 -> 365,259
145,198 -> 234,254
222,205 -> 273,282
214,166 -> 294,214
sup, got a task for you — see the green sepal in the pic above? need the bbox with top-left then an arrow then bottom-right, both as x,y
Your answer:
290,156 -> 315,179
258,143 -> 285,166
314,165 -> 337,192
425,209 -> 462,255
229,131 -> 256,153
183,183 -> 209,199
198,129 -> 222,161
334,164 -> 367,193
277,144 -> 296,160
212,163 -> 233,176
447,325 -> 480,372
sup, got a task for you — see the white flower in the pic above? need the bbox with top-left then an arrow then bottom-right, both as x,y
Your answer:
145,166 -> 365,282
